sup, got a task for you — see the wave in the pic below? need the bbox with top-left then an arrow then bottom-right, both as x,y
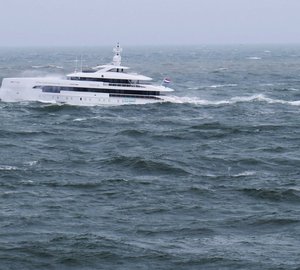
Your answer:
187,83 -> 237,90
162,94 -> 300,106
232,171 -> 256,177
37,99 -> 58,105
24,161 -> 38,166
246,56 -> 262,60
0,165 -> 18,171
209,84 -> 238,88
251,217 -> 299,226
0,161 -> 38,172
136,226 -> 215,237
213,67 -> 228,72
240,188 -> 300,202
104,156 -> 189,175
259,83 -> 274,86
32,65 -> 63,69
46,181 -> 111,189
73,117 -> 87,122
29,102 -> 80,113
116,129 -> 148,137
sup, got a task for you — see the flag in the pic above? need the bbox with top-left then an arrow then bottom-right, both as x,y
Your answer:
162,77 -> 171,85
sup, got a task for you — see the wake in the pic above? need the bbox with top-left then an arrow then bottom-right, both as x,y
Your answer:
162,94 -> 300,106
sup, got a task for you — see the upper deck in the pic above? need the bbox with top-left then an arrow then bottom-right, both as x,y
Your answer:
67,43 -> 157,84
67,65 -> 153,82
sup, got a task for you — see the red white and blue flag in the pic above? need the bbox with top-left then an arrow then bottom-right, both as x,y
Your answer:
163,78 -> 171,85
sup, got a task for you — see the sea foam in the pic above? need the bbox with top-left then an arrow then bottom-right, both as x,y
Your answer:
163,94 -> 300,106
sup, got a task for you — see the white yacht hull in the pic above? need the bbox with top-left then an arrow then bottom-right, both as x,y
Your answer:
0,78 -> 165,106
0,44 -> 174,106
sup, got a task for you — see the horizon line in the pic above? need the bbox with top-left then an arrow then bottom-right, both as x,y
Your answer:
1,42 -> 300,48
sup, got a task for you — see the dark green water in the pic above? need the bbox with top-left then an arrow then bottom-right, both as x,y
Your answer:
0,45 -> 300,269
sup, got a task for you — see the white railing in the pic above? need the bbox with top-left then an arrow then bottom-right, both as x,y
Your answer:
103,82 -> 145,88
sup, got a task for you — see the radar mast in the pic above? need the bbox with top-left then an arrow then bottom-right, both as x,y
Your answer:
112,43 -> 122,66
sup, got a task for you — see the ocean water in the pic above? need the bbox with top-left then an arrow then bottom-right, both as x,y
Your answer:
0,45 -> 300,269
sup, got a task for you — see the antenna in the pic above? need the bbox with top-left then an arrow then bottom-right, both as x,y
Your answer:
74,57 -> 79,72
112,42 -> 122,66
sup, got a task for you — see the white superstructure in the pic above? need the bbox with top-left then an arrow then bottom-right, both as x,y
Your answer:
0,43 -> 174,106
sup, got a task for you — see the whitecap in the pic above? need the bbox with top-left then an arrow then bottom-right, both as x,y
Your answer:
0,165 -> 18,171
161,96 -> 209,105
32,65 -> 63,69
162,94 -> 262,105
260,83 -> 274,86
289,100 -> 300,106
162,94 -> 300,107
213,67 -> 228,72
21,180 -> 34,184
209,84 -> 237,88
73,117 -> 87,122
48,65 -> 63,69
209,84 -> 224,88
230,94 -> 265,103
24,161 -> 38,166
38,100 -> 57,104
255,95 -> 300,106
246,56 -> 262,60
187,87 -> 201,90
233,171 -> 256,177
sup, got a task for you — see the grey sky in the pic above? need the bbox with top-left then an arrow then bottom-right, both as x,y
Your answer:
0,0 -> 300,46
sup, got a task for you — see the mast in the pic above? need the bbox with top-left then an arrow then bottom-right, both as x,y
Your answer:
112,42 -> 122,66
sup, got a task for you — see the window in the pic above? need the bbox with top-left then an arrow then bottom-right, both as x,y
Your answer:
34,85 -> 160,96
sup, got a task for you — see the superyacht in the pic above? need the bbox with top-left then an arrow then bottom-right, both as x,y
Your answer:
0,44 -> 174,106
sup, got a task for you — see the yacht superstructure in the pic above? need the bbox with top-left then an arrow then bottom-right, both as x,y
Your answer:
0,44 -> 174,106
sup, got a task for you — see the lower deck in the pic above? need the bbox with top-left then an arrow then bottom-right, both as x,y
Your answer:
0,77 -> 172,106
0,87 -> 164,106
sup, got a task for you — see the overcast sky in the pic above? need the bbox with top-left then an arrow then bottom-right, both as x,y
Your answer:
0,0 -> 300,46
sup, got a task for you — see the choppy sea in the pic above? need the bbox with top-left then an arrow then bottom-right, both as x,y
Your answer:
0,45 -> 300,269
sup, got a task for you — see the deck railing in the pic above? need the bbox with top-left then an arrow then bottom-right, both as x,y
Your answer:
103,83 -> 146,88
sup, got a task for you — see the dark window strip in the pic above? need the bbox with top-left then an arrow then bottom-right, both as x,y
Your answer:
34,85 -> 160,96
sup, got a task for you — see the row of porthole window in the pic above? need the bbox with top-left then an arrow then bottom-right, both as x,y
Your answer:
40,95 -> 126,104
52,96 -> 111,103
41,95 -> 132,103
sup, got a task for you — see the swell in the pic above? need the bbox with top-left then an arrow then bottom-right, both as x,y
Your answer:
0,129 -> 55,139
41,178 -> 128,189
103,155 -> 190,175
27,102 -> 86,113
1,47 -> 300,270
151,121 -> 299,143
0,233 -> 134,268
240,188 -> 300,202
